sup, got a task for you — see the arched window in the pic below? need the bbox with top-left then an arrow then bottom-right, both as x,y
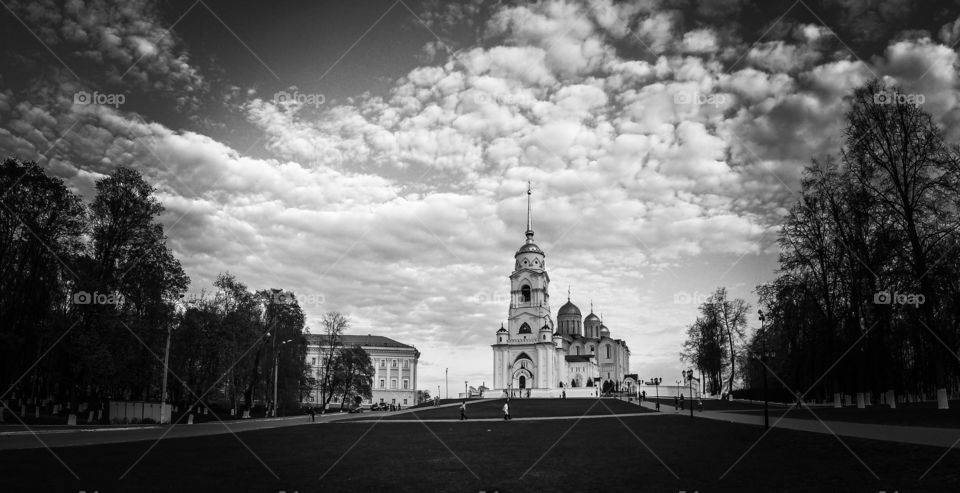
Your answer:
589,345 -> 594,353
606,345 -> 611,358
575,346 -> 581,355
518,323 -> 531,334
521,285 -> 531,303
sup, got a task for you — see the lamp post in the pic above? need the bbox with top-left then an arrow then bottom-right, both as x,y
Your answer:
160,295 -> 187,424
465,380 -> 468,399
653,377 -> 662,411
759,309 -> 769,430
445,368 -> 448,400
273,338 -> 293,417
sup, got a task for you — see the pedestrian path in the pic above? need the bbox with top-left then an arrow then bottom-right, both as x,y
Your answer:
638,401 -> 960,448
339,412 -> 661,424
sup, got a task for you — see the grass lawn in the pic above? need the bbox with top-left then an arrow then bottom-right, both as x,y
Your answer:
1,398 -> 959,492
355,397 -> 651,420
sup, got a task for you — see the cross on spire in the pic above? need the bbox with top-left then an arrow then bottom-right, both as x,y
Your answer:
525,180 -> 534,241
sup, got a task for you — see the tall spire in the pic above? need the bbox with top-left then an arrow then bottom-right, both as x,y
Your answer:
525,181 -> 534,242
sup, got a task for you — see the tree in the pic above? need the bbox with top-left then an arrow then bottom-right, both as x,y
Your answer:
333,345 -> 374,410
317,312 -> 347,411
417,389 -> 432,404
844,80 -> 960,409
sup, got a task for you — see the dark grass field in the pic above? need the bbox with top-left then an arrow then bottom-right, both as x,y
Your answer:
353,397 -> 651,420
2,399 -> 959,492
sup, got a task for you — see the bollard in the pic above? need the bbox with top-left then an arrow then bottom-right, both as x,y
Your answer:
187,413 -> 194,425
67,414 -> 77,426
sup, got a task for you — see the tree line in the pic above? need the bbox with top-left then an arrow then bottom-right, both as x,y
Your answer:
682,80 -> 960,408
0,158 -> 372,418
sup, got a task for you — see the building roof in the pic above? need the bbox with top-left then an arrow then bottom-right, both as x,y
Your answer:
515,241 -> 544,256
558,300 -> 581,317
565,355 -> 594,362
306,333 -> 415,349
584,312 -> 600,322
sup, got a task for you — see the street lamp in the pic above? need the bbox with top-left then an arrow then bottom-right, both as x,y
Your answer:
759,309 -> 769,430
652,377 -> 662,411
273,338 -> 293,417
465,380 -> 468,399
160,295 -> 188,424
684,369 -> 694,418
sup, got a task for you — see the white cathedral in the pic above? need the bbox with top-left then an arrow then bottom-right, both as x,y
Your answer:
489,186 -> 635,397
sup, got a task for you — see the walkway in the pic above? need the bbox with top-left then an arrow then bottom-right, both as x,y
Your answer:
638,400 -> 960,448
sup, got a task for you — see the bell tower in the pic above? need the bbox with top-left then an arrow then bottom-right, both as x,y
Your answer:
508,182 -> 552,340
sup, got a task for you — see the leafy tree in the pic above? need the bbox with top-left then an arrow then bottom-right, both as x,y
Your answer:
333,345 -> 374,410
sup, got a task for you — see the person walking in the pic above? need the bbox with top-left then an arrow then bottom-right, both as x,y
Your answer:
459,401 -> 468,421
679,393 -> 685,411
674,394 -> 679,412
697,397 -> 703,412
503,401 -> 511,420
308,407 -> 315,422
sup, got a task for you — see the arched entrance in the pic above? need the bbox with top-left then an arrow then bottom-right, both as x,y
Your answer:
512,367 -> 533,391
519,375 -> 526,389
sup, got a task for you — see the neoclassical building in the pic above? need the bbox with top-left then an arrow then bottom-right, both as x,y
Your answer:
490,186 -> 632,396
304,334 -> 420,409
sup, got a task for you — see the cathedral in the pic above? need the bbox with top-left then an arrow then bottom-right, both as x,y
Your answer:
489,185 -> 633,397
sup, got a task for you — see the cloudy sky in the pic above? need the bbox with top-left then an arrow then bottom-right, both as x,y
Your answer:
3,0 -> 960,395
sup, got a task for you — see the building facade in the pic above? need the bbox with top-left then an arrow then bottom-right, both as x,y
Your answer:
304,334 -> 420,408
490,185 -> 631,397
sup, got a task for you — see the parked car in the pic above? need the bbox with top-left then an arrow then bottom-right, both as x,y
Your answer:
370,403 -> 387,411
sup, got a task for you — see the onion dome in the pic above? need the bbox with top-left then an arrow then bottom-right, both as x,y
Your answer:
599,324 -> 610,337
584,312 -> 600,323
558,300 -> 581,317
497,323 -> 507,333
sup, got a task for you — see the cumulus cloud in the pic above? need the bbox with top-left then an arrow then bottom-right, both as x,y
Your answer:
3,0 -> 960,387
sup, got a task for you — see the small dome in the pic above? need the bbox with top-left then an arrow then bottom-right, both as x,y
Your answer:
599,324 -> 610,334
497,325 -> 507,333
584,313 -> 600,323
516,242 -> 544,256
558,300 -> 581,317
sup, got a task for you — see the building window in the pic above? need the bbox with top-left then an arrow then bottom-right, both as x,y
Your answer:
403,399 -> 408,405
380,359 -> 386,368
606,345 -> 610,358
392,398 -> 396,404
403,359 -> 409,369
521,285 -> 531,302
589,345 -> 594,353
403,379 -> 409,389
519,323 -> 531,334
311,357 -> 316,366
379,379 -> 385,389
576,346 -> 581,355
391,379 -> 397,389
392,359 -> 398,368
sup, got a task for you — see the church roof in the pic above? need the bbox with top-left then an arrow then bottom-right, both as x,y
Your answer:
516,241 -> 544,256
497,326 -> 508,333
558,300 -> 581,316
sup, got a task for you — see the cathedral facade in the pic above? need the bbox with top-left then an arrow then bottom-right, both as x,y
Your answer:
490,186 -> 632,397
